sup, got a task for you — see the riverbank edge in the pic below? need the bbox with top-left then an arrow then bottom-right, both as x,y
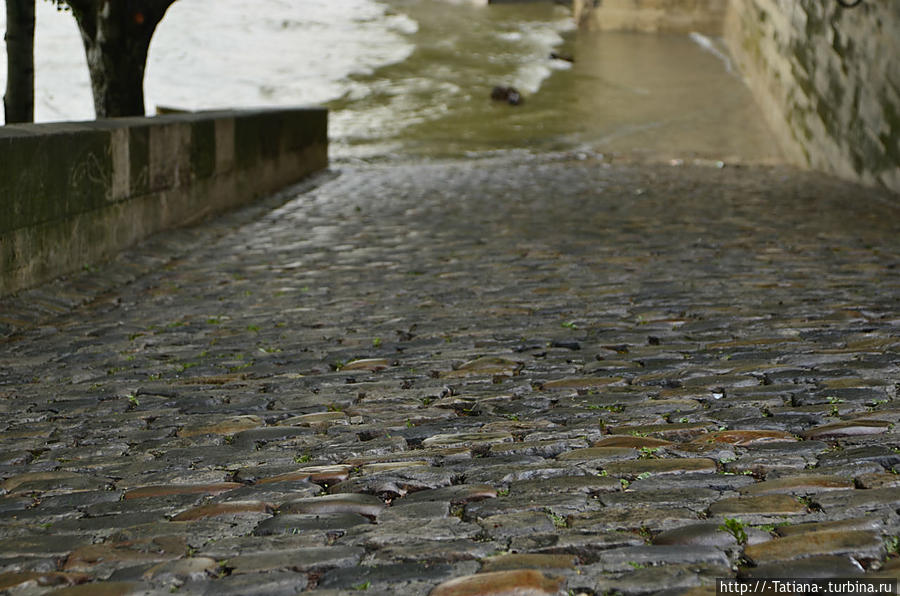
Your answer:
573,0 -> 899,195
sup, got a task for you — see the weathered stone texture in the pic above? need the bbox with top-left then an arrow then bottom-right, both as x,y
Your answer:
0,108 -> 328,296
724,0 -> 899,192
575,0 -> 899,194
0,158 -> 896,594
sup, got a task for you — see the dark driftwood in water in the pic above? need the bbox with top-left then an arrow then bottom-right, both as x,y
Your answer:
550,51 -> 574,63
491,86 -> 522,105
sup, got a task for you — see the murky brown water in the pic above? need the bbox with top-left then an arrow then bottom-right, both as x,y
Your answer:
562,31 -> 782,164
3,0 -> 782,165
329,1 -> 782,165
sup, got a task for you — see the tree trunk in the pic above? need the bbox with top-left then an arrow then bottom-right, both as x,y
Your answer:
3,0 -> 36,124
65,0 -> 176,118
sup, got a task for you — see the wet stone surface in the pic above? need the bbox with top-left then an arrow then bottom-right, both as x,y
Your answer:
1,158 -> 899,594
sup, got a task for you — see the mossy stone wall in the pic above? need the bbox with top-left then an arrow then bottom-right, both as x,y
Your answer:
724,0 -> 899,193
0,108 -> 327,295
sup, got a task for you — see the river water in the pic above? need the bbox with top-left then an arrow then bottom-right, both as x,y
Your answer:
1,0 -> 780,164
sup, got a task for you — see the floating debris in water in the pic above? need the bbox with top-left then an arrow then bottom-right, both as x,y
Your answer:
491,85 -> 522,105
549,51 -> 574,63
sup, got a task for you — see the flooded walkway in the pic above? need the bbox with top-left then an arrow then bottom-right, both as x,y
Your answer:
1,156 -> 898,594
329,2 -> 781,164
559,31 -> 781,163
4,0 -> 780,166
0,2 -> 896,594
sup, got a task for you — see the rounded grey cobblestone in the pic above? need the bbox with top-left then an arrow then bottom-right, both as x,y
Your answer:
1,157 -> 898,594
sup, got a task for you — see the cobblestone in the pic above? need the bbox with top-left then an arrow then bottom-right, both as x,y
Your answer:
1,157 -> 898,594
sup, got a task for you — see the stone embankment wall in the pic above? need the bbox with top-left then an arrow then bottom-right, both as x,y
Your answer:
0,108 -> 328,296
724,0 -> 899,193
574,0 -> 899,194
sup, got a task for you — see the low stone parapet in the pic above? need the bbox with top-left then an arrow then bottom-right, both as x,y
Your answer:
0,107 -> 328,295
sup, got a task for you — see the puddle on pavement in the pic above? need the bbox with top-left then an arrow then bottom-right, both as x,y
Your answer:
330,1 -> 783,166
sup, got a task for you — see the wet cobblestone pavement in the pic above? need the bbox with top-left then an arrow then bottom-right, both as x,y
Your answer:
1,157 -> 899,595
